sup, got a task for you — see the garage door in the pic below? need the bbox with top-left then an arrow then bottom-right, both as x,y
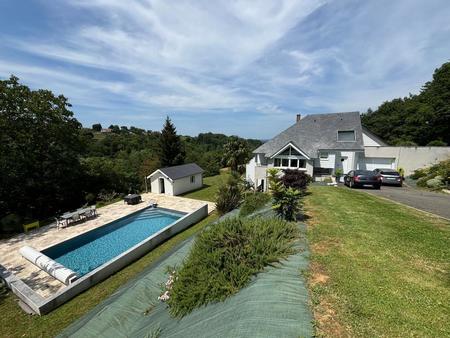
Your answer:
363,157 -> 395,171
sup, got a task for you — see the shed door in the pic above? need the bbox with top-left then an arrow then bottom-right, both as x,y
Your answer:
159,178 -> 165,194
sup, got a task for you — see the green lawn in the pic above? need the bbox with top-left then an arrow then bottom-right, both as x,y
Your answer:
305,186 -> 450,337
0,212 -> 218,338
181,171 -> 229,202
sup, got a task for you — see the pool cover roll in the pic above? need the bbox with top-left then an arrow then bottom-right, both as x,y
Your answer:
19,246 -> 78,285
60,214 -> 313,338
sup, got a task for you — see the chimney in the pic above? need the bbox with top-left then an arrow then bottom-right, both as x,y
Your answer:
296,114 -> 301,123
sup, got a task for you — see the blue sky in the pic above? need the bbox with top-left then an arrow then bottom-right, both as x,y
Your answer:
1,0 -> 449,139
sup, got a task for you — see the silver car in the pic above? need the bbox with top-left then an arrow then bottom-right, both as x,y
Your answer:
373,169 -> 403,187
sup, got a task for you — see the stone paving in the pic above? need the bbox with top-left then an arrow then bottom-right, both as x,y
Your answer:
0,193 -> 214,298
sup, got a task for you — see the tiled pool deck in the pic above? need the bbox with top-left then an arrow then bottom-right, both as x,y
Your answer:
0,193 -> 214,298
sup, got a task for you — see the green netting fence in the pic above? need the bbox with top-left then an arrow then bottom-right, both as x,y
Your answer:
59,208 -> 313,338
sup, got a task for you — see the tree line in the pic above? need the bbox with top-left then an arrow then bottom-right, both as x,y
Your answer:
361,61 -> 450,146
0,76 -> 261,232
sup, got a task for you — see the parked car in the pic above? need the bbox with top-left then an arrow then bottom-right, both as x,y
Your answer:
373,168 -> 403,187
344,170 -> 381,189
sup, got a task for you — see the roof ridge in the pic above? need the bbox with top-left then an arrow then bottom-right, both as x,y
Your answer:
302,111 -> 360,119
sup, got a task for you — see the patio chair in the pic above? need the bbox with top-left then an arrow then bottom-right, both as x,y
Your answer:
90,205 -> 97,217
55,217 -> 66,230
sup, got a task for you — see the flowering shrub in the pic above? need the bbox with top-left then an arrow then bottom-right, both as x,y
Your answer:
158,268 -> 177,302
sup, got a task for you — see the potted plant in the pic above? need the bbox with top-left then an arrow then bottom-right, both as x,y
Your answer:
334,168 -> 343,183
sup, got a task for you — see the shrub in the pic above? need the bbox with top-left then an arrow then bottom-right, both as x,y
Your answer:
426,176 -> 444,189
166,216 -> 299,317
280,169 -> 312,191
272,187 -> 303,221
215,172 -> 243,215
85,193 -> 96,205
426,140 -> 447,146
239,192 -> 271,217
411,168 -> 429,180
416,176 -> 429,187
0,214 -> 23,234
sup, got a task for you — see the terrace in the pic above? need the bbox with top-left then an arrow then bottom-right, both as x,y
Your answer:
0,193 -> 214,300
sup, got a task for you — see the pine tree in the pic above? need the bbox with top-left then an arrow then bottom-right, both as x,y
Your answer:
158,116 -> 185,167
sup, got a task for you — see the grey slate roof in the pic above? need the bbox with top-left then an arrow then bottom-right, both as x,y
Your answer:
253,112 -> 364,158
158,163 -> 204,180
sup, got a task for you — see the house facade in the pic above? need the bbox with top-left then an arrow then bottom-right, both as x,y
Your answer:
147,163 -> 204,196
246,112 -> 450,190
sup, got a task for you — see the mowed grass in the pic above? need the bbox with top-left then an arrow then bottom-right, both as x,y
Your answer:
181,171 -> 229,202
305,186 -> 450,337
0,212 -> 218,338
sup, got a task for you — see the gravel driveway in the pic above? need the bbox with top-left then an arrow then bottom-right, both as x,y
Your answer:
360,185 -> 450,220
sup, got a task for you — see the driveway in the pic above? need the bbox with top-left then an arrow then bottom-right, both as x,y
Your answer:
359,185 -> 450,220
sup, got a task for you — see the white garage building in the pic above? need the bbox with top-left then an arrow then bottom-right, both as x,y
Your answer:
147,163 -> 204,196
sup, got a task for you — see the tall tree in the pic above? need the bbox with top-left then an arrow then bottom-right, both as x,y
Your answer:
0,76 -> 85,222
92,123 -> 102,132
222,137 -> 250,172
362,62 -> 450,145
158,116 -> 185,167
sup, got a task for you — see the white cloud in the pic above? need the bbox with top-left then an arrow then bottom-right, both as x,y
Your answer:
1,0 -> 450,137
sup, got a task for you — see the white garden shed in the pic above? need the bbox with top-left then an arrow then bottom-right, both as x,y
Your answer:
147,163 -> 204,196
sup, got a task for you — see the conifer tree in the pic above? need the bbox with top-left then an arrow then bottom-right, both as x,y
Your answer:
158,116 -> 185,167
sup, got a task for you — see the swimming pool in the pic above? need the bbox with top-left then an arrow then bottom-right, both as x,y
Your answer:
43,207 -> 185,276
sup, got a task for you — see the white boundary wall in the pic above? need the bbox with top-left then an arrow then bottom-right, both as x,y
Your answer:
364,146 -> 450,175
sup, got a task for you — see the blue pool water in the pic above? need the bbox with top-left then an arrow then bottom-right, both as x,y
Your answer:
43,208 -> 184,276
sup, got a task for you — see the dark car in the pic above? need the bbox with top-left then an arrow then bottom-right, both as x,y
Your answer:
373,168 -> 403,187
344,170 -> 381,189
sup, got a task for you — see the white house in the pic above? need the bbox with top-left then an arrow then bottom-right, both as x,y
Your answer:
147,163 -> 204,196
246,112 -> 450,190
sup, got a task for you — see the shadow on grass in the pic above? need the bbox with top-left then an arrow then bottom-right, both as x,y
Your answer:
180,184 -> 212,196
0,279 -> 9,305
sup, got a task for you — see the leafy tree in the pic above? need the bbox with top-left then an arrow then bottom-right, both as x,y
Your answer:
362,62 -> 450,145
0,76 -> 85,221
92,123 -> 102,132
158,117 -> 185,167
222,137 -> 250,172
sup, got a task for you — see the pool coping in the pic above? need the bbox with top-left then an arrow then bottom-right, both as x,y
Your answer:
0,204 -> 208,315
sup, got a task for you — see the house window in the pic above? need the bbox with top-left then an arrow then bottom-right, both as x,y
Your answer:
282,158 -> 289,167
290,159 -> 298,167
299,159 -> 306,168
319,152 -> 328,159
337,130 -> 355,141
274,158 -> 281,167
190,175 -> 195,183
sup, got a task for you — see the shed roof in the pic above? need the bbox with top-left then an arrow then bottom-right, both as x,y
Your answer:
253,112 -> 364,158
148,163 -> 204,180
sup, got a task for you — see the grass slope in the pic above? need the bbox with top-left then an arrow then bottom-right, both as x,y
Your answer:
181,171 -> 229,202
305,186 -> 450,337
0,212 -> 218,338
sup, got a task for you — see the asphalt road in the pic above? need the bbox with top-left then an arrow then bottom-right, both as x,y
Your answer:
358,185 -> 450,220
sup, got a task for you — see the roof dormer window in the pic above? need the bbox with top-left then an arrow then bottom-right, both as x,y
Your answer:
337,130 -> 355,142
